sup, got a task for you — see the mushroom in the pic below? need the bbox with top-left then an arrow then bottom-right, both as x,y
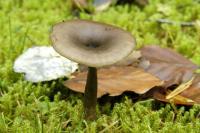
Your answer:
50,19 -> 136,120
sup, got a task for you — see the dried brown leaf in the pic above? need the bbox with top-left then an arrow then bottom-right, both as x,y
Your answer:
64,66 -> 163,98
153,75 -> 200,105
153,90 -> 195,105
180,75 -> 200,103
139,45 -> 198,87
166,77 -> 194,99
115,50 -> 142,66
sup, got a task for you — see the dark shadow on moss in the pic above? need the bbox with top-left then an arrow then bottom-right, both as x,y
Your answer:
97,91 -> 155,115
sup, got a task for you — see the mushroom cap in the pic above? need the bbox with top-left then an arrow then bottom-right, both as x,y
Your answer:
50,19 -> 136,67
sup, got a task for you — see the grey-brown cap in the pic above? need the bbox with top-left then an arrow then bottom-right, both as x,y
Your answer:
50,19 -> 136,67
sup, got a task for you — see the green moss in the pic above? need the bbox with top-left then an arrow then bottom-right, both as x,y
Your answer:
0,0 -> 200,132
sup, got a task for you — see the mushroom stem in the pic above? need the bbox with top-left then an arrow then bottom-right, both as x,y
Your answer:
84,67 -> 97,120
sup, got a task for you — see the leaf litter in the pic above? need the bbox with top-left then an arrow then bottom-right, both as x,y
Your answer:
64,45 -> 200,105
64,66 -> 163,98
139,45 -> 198,88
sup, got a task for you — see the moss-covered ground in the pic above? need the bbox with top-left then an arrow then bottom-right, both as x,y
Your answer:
0,0 -> 200,132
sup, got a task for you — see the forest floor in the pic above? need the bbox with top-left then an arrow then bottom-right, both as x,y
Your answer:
0,0 -> 200,132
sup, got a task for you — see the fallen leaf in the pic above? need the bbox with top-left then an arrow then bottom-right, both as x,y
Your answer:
139,45 -> 199,87
180,75 -> 200,103
166,77 -> 194,99
153,75 -> 200,105
64,66 -> 163,98
114,50 -> 142,66
169,94 -> 195,104
153,89 -> 195,105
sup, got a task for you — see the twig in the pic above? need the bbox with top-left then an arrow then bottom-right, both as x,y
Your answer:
149,19 -> 195,27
